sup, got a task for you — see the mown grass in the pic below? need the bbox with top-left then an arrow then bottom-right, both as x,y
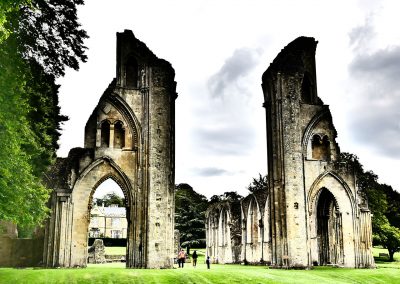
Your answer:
104,246 -> 126,255
0,248 -> 399,284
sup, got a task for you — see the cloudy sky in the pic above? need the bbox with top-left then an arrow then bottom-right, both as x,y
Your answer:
57,0 -> 400,198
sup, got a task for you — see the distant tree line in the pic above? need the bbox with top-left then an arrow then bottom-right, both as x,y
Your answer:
176,158 -> 400,261
94,192 -> 125,207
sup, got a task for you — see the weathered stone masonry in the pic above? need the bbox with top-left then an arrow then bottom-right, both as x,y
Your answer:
43,30 -> 177,268
206,37 -> 375,268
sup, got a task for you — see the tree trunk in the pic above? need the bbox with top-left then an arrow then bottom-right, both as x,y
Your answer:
389,249 -> 394,262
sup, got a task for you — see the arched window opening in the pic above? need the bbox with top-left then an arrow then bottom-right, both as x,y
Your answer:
251,205 -> 259,244
125,56 -> 138,88
101,121 -> 110,147
88,178 -> 127,264
218,210 -> 226,247
311,134 -> 330,161
246,201 -> 259,244
301,73 -> 313,104
114,121 -> 125,149
263,198 -> 270,243
224,211 -> 229,246
316,188 -> 343,266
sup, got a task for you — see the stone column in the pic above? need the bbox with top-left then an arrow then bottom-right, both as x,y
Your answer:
43,192 -> 72,267
109,124 -> 115,149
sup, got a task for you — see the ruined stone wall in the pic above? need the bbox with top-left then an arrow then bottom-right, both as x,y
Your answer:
205,201 -> 242,264
0,237 -> 44,267
146,60 -> 176,268
205,191 -> 269,265
43,30 -> 176,269
261,36 -> 374,268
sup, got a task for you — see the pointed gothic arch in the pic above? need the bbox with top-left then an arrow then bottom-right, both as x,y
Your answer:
113,120 -> 125,149
106,94 -> 141,149
315,188 -> 343,265
100,120 -> 111,147
307,171 -> 355,215
68,157 -> 140,266
307,172 -> 356,267
302,110 -> 330,153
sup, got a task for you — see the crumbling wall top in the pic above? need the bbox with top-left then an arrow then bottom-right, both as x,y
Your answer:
262,36 -> 317,79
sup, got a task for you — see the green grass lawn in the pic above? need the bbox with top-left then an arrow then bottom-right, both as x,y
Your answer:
0,248 -> 399,284
104,246 -> 126,255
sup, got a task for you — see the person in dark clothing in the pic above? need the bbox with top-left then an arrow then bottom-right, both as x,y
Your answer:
206,256 -> 210,269
192,251 -> 198,267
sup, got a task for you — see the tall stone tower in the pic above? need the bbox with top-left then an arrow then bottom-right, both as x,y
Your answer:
261,37 -> 374,268
44,30 -> 177,268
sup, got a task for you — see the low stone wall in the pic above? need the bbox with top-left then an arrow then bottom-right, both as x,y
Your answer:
0,237 -> 43,267
105,255 -> 126,262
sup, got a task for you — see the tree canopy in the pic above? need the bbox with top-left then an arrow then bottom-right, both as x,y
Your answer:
247,173 -> 267,193
94,192 -> 125,207
339,152 -> 400,261
0,0 -> 87,227
209,191 -> 243,205
175,183 -> 209,247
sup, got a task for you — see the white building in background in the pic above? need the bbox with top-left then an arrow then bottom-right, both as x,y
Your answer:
89,204 -> 127,238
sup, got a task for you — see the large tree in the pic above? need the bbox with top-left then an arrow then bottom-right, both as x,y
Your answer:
338,152 -> 400,260
175,183 -> 209,248
0,0 -> 87,227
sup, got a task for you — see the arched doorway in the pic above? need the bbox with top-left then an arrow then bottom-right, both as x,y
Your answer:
88,179 -> 128,264
44,30 -> 177,269
68,158 -> 143,268
316,188 -> 343,266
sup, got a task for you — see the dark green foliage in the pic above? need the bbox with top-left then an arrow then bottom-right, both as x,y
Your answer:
376,223 -> 400,261
209,191 -> 243,205
0,35 -> 50,226
23,59 -> 68,176
8,0 -> 88,76
95,192 -> 125,207
247,173 -> 267,193
175,183 -> 208,247
0,0 -> 86,227
385,186 -> 400,229
339,152 -> 400,260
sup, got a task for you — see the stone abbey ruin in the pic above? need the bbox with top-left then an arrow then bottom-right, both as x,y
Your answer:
0,31 -> 374,269
43,30 -> 177,268
206,37 -> 375,268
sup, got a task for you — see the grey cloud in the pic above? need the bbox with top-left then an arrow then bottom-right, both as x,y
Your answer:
194,125 -> 255,156
208,48 -> 262,98
348,38 -> 400,157
349,16 -> 375,51
349,106 -> 400,157
350,46 -> 400,89
191,167 -> 231,177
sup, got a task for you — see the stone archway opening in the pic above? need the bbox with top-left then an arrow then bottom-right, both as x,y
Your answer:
316,188 -> 343,266
88,178 -> 129,265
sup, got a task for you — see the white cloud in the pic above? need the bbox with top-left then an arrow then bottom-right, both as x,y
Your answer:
57,0 -> 400,196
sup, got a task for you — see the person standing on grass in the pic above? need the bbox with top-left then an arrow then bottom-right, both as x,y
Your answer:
178,249 -> 186,268
206,256 -> 210,269
192,251 -> 198,267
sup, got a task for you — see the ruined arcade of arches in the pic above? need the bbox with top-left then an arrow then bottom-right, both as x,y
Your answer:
44,30 -> 176,268
206,37 -> 375,268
